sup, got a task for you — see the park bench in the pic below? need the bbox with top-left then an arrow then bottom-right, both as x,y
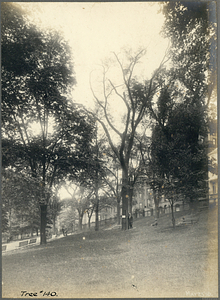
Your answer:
2,245 -> 7,251
179,215 -> 199,225
29,238 -> 37,244
176,214 -> 199,226
19,240 -> 28,247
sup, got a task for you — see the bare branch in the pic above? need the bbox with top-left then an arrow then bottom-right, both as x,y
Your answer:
108,79 -> 129,110
90,70 -> 123,138
84,108 -> 120,161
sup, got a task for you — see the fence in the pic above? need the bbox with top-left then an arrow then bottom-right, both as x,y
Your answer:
134,203 -> 190,219
81,217 -> 117,231
78,205 -> 192,232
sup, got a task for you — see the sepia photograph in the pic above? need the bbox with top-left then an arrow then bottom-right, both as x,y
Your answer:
1,1 -> 218,298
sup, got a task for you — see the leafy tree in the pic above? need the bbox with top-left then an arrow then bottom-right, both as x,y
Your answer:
73,125 -> 110,231
2,169 -> 43,239
101,148 -> 122,225
131,2 -> 213,226
86,193 -> 117,228
47,194 -> 62,235
85,200 -> 96,229
161,1 -> 216,106
150,88 -> 208,227
64,185 -> 94,231
1,3 -> 95,244
58,198 -> 78,234
88,127 -> 106,231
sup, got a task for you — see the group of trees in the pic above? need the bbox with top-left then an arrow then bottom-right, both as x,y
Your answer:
2,169 -> 41,239
87,1 -> 215,227
2,1 -> 215,243
147,1 -> 215,226
2,3 -> 96,244
60,182 -> 117,233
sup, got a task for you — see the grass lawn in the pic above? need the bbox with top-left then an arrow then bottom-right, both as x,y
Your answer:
2,206 -> 218,298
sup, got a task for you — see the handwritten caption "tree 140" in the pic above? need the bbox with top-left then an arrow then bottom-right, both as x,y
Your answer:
21,291 -> 58,297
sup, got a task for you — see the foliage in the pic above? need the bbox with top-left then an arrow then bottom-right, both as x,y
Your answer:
1,2 -> 95,243
152,102 -> 207,193
58,198 -> 78,233
2,169 -> 43,236
47,193 -> 62,234
161,1 -> 216,105
62,185 -> 94,230
137,1 -> 212,226
150,88 -> 208,226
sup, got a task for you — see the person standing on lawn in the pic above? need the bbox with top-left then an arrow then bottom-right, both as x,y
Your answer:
128,213 -> 133,229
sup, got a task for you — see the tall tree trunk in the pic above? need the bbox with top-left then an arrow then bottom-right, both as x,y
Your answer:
117,197 -> 121,225
171,201 -> 175,228
53,217 -> 56,235
121,169 -> 129,230
129,185 -> 134,215
95,166 -> 99,231
78,213 -> 83,231
40,204 -> 47,245
153,189 -> 159,219
95,201 -> 99,231
87,206 -> 94,229
40,154 -> 48,245
8,209 -> 12,241
116,167 -> 121,225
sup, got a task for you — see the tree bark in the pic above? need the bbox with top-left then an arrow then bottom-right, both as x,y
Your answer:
117,197 -> 121,225
171,201 -> 175,228
95,201 -> 99,231
129,185 -> 134,215
8,209 -> 12,241
153,189 -> 160,219
121,170 -> 129,230
40,204 -> 47,245
78,213 -> 83,231
53,217 -> 56,235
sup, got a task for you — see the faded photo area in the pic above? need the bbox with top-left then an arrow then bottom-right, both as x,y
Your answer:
1,1 -> 218,298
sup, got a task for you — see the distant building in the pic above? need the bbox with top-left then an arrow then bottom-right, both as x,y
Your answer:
132,182 -> 155,215
207,119 -> 217,153
208,147 -> 218,204
207,119 -> 218,205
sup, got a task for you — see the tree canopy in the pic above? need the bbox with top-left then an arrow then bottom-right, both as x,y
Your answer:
1,2 -> 95,243
161,1 -> 216,105
142,1 -> 212,225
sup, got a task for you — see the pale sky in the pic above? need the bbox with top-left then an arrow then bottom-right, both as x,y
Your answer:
19,2 -> 169,109
18,2 -> 169,199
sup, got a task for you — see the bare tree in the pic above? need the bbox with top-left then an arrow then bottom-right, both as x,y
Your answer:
88,49 -> 169,230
